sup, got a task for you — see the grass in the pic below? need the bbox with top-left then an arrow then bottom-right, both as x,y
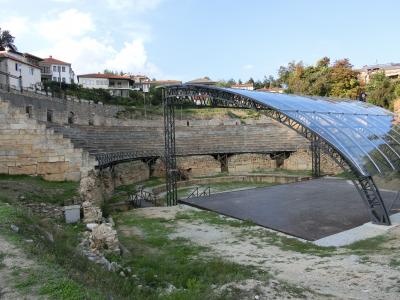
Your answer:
250,168 -> 312,176
177,182 -> 275,199
334,171 -> 358,180
175,210 -> 256,228
389,259 -> 400,268
0,251 -> 6,269
113,211 -> 270,299
175,208 -> 337,257
0,178 -> 271,299
108,177 -> 165,204
344,235 -> 392,255
0,174 -> 79,205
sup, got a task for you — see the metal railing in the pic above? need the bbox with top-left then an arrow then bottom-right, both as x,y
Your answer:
127,187 -> 157,208
186,186 -> 211,199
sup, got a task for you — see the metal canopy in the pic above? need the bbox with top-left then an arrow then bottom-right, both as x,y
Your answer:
163,84 -> 400,225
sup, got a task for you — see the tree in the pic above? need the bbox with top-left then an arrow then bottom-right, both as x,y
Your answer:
247,77 -> 255,85
366,71 -> 395,108
330,59 -> 360,99
0,28 -> 16,50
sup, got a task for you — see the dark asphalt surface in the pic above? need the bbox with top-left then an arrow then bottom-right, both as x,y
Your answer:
181,178 -> 399,241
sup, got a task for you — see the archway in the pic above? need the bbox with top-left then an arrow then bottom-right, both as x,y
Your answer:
162,84 -> 400,225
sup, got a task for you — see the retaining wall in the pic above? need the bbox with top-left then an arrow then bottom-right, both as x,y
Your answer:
0,100 -> 96,181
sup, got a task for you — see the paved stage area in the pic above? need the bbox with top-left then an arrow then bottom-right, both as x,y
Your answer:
180,178 -> 400,240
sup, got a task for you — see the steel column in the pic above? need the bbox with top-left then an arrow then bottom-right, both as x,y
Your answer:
311,135 -> 321,177
352,175 -> 391,225
163,89 -> 178,206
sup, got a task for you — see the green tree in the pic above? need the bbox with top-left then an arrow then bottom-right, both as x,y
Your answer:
366,71 -> 395,108
330,59 -> 360,99
0,28 -> 16,50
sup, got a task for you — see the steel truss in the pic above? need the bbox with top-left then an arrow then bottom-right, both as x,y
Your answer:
163,85 -> 391,225
311,135 -> 321,177
163,90 -> 178,205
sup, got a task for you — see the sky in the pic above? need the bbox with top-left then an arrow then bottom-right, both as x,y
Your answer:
1,0 -> 399,82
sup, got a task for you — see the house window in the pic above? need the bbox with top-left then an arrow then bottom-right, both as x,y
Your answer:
30,68 -> 34,75
53,66 -> 57,72
117,82 -> 122,86
15,63 -> 19,71
62,77 -> 66,83
62,66 -> 65,72
57,66 -> 61,72
52,77 -> 57,81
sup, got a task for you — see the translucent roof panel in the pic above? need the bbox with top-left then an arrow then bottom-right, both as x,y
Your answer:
222,88 -> 400,176
172,85 -> 400,177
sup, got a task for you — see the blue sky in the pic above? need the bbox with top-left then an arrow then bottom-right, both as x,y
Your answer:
1,0 -> 399,81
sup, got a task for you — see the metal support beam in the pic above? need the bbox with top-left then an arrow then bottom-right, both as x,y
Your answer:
352,175 -> 391,225
161,85 -> 392,224
163,89 -> 178,206
311,135 -> 321,177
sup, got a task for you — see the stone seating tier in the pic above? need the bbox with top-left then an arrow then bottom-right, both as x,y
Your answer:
45,122 -> 309,158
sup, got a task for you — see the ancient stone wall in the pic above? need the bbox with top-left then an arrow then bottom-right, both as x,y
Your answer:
177,155 -> 221,177
113,161 -> 150,187
283,149 -> 342,174
0,90 -> 122,126
0,100 -> 96,181
152,155 -> 221,178
228,154 -> 277,174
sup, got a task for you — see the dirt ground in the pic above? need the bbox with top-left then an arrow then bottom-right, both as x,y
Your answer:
0,235 -> 39,300
135,206 -> 400,300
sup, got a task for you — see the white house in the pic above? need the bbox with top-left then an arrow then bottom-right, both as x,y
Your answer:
0,48 -> 41,90
358,63 -> 400,83
77,73 -> 134,97
230,83 -> 254,90
39,56 -> 75,84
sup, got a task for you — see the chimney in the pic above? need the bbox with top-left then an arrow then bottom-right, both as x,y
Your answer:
50,55 -> 52,58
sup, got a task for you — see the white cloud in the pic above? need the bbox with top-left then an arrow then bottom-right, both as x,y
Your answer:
105,0 -> 163,12
0,16 -> 30,37
36,9 -> 94,40
3,7 -> 162,78
38,36 -> 160,77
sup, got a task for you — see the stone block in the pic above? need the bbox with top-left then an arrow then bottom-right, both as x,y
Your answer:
43,173 -> 66,181
9,164 -> 37,175
37,162 -> 69,174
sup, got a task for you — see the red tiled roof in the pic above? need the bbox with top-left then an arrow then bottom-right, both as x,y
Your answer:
0,52 -> 41,69
41,56 -> 70,65
77,73 -> 131,80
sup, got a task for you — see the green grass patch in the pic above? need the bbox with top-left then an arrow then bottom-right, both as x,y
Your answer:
334,171 -> 357,180
389,258 -> 400,268
235,227 -> 336,257
251,168 -> 312,176
177,181 -> 275,199
175,210 -> 256,228
114,211 -> 270,299
344,235 -> 389,254
0,251 -> 6,269
0,174 -> 79,205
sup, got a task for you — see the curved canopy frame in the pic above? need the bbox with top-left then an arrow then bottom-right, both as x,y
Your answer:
163,84 -> 400,225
